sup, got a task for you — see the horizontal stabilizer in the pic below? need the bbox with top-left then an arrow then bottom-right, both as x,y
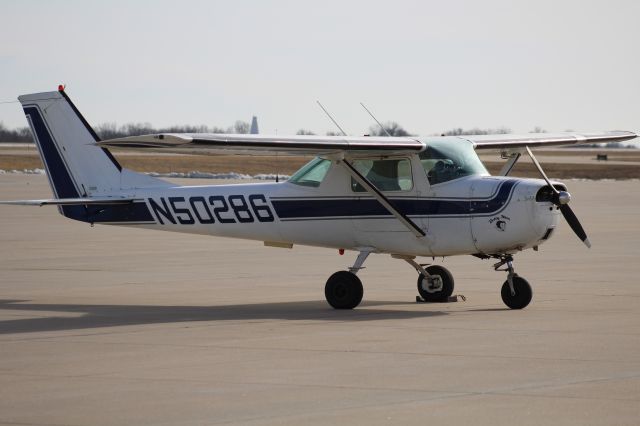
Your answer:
0,197 -> 138,206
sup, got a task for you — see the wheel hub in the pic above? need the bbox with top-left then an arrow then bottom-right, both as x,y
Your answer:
421,275 -> 443,293
334,284 -> 347,299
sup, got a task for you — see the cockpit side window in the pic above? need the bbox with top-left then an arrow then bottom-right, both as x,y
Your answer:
351,158 -> 413,192
288,158 -> 331,187
420,139 -> 488,185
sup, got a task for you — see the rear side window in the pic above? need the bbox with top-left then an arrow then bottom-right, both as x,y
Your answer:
351,158 -> 413,192
289,158 -> 331,187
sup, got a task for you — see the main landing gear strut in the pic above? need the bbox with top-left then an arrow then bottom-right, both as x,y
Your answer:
324,251 -> 454,309
324,251 -> 532,310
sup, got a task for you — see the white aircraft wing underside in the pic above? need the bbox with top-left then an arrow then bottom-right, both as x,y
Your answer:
467,131 -> 637,150
97,131 -> 637,155
96,133 -> 426,156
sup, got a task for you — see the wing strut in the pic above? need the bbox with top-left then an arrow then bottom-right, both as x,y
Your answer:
338,159 -> 425,238
499,152 -> 521,176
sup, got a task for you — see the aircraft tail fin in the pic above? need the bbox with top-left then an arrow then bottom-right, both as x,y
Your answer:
18,87 -> 168,221
19,88 -> 123,199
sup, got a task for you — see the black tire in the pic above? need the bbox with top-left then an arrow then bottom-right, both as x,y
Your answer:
325,271 -> 364,309
417,265 -> 454,302
501,276 -> 532,309
324,271 -> 364,309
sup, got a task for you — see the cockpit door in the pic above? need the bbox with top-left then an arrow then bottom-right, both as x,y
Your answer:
350,157 -> 427,237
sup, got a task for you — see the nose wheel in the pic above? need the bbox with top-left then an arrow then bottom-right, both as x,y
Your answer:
494,255 -> 532,309
500,276 -> 532,309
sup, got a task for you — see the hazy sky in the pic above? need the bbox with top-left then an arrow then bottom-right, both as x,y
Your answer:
1,0 -> 639,136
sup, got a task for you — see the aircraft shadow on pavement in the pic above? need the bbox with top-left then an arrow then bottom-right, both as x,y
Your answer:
0,299 -> 447,334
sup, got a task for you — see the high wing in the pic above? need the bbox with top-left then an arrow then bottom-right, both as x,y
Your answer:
96,131 -> 636,155
465,131 -> 637,150
96,133 -> 425,155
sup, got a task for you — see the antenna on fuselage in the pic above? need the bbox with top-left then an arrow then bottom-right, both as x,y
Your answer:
360,102 -> 392,137
316,100 -> 348,136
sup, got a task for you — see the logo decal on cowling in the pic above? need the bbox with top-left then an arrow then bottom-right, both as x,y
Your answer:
489,214 -> 511,231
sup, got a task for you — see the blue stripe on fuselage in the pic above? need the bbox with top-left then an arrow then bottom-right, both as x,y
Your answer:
271,179 -> 518,220
23,105 -> 86,220
23,106 -> 79,198
85,202 -> 155,224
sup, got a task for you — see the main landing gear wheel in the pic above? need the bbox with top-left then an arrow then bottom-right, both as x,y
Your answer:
325,271 -> 364,309
501,276 -> 532,309
417,265 -> 454,302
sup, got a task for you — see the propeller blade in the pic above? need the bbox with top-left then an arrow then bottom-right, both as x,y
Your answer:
526,146 -> 590,248
526,146 -> 559,194
560,204 -> 591,248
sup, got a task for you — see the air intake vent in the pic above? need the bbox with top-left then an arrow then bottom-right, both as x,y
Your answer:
541,228 -> 554,240
536,185 -> 567,202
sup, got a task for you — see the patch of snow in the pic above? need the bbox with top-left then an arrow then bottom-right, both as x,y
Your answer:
0,168 -> 45,175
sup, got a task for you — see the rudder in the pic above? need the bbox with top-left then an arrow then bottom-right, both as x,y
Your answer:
19,89 -> 122,200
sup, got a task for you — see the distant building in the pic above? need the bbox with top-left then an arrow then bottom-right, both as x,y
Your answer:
250,116 -> 259,134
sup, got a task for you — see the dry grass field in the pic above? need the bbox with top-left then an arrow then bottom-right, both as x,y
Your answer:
1,144 -> 639,179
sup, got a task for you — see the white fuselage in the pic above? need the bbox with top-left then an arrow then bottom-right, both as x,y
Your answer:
100,156 -> 561,258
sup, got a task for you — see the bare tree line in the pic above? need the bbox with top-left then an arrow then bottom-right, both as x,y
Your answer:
0,123 -> 32,142
94,121 -> 251,140
440,127 -> 511,136
0,121 -> 634,148
0,121 -> 252,143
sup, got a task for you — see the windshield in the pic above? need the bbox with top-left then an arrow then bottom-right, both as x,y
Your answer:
419,138 -> 488,185
288,157 -> 331,187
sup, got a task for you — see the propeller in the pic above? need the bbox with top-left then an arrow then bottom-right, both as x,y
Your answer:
525,146 -> 591,248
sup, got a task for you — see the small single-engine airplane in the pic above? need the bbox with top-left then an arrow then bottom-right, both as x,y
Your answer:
2,88 -> 637,309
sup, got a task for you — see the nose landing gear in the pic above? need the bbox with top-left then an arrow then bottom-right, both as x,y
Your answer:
493,255 -> 532,309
